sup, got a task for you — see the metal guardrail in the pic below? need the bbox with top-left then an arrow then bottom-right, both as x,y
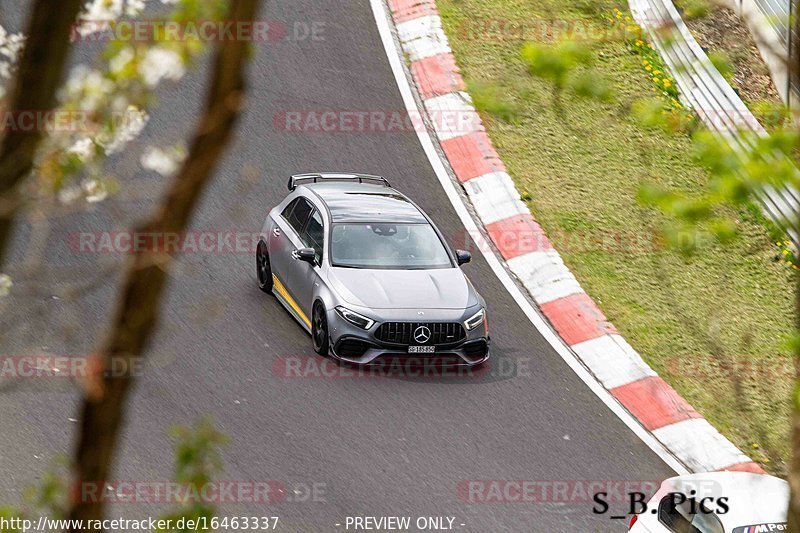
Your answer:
743,0 -> 800,94
751,0 -> 790,42
630,0 -> 800,242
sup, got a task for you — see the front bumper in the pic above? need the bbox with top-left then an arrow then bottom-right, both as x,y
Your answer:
327,307 -> 490,366
332,336 -> 491,366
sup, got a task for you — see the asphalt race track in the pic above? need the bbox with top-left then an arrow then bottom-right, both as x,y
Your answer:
0,0 -> 675,530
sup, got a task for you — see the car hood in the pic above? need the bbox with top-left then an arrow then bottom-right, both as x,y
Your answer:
328,267 -> 478,310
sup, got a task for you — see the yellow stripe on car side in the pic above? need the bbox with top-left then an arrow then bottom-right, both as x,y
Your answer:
272,274 -> 312,329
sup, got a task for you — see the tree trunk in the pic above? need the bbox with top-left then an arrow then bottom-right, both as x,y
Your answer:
67,0 -> 262,527
0,0 -> 83,268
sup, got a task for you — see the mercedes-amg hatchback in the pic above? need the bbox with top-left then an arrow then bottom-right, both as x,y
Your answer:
256,173 -> 490,366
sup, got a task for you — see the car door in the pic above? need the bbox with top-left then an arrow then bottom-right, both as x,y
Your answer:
292,208 -> 325,317
269,197 -> 313,310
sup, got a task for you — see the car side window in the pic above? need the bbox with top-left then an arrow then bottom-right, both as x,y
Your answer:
658,495 -> 702,533
281,198 -> 299,222
690,512 -> 723,533
283,197 -> 313,235
302,209 -> 324,264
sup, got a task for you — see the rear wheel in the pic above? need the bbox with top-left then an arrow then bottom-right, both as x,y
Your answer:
256,241 -> 273,292
312,301 -> 329,356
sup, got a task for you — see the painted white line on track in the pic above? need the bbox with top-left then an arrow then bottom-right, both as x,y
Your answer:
369,0 -> 688,475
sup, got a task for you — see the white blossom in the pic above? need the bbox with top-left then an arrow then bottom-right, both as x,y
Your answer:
0,274 -> 11,297
98,105 -> 148,154
63,65 -> 115,112
58,185 -> 83,205
0,24 -> 25,94
83,0 -> 124,20
77,0 -> 124,36
141,144 -> 185,176
125,0 -> 147,17
0,26 -> 25,61
139,47 -> 185,88
82,179 -> 108,203
109,46 -> 135,75
68,138 -> 96,161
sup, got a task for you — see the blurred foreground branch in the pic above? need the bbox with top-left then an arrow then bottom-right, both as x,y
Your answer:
0,0 -> 83,268
67,0 -> 262,526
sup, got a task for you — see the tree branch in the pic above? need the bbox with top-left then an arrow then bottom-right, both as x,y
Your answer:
0,0 -> 84,269
67,0 -> 262,526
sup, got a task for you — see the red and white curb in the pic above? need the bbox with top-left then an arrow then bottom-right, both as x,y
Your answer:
386,0 -> 763,475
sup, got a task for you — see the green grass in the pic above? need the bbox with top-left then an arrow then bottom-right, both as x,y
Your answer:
438,0 -> 795,474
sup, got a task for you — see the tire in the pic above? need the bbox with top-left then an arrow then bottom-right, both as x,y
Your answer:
312,301 -> 329,356
256,241 -> 273,293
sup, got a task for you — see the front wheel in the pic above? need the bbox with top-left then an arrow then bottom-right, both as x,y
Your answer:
256,241 -> 273,292
312,301 -> 329,356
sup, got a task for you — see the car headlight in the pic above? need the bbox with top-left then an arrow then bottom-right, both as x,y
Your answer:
464,308 -> 485,331
335,306 -> 375,330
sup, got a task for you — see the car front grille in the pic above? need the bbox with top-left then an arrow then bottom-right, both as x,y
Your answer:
375,322 -> 466,345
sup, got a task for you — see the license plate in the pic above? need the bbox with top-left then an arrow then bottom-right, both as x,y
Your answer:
408,346 -> 435,353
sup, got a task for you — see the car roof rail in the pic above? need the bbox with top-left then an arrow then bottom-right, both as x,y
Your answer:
287,173 -> 392,191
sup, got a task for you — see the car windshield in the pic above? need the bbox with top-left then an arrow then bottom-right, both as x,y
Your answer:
330,223 -> 453,269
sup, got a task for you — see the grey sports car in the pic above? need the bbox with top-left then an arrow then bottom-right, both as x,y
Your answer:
256,173 -> 490,366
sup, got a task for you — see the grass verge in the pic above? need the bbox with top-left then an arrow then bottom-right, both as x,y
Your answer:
438,0 -> 795,474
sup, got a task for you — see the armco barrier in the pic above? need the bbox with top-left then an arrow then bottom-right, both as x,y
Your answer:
630,0 -> 800,243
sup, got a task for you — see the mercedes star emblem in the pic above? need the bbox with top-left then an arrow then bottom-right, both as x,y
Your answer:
413,326 -> 432,344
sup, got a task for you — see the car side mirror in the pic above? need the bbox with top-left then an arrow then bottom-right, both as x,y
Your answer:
456,250 -> 471,265
293,247 -> 317,264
